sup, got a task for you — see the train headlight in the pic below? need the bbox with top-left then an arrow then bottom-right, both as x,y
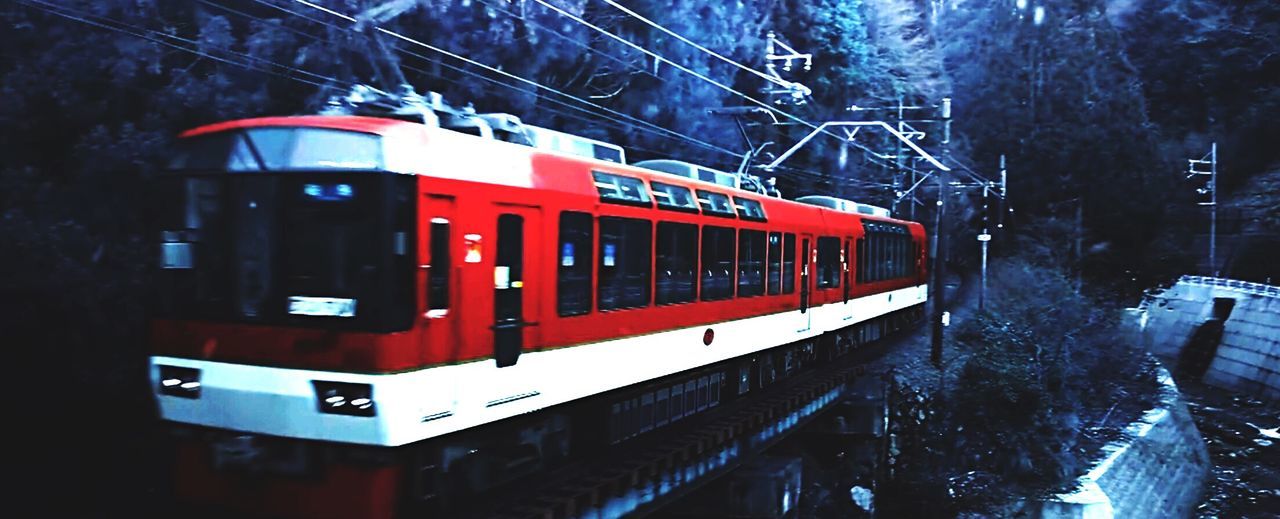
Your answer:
312,381 -> 376,417
158,365 -> 202,399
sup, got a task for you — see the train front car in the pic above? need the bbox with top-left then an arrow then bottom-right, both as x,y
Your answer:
151,116 -> 427,518
147,108 -> 935,519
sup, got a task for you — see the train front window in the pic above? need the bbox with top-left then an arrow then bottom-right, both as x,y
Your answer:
155,168 -> 416,332
169,127 -> 384,172
281,179 -> 379,317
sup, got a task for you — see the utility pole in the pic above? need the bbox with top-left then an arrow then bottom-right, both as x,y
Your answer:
978,180 -> 991,311
1210,142 -> 1218,276
930,177 -> 947,368
1186,142 -> 1218,276
895,97 -> 905,214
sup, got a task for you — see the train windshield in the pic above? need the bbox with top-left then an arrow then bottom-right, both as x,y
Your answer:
155,130 -> 416,331
169,127 -> 384,171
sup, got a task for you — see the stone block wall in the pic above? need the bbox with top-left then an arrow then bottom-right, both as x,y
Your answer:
1205,294 -> 1280,400
1039,375 -> 1211,519
1137,277 -> 1280,401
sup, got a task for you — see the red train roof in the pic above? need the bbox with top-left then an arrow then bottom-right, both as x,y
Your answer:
179,115 -> 413,138
175,115 -> 924,232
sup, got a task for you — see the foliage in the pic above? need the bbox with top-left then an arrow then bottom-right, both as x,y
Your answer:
886,256 -> 1163,514
0,0 -> 1273,510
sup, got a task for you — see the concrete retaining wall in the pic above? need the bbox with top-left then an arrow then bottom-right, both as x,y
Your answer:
1038,374 -> 1211,519
1137,276 -> 1280,401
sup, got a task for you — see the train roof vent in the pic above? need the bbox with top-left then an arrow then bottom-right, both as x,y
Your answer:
855,203 -> 891,217
525,125 -> 626,164
634,160 -> 738,190
320,84 -> 442,127
796,195 -> 857,212
478,113 -> 534,146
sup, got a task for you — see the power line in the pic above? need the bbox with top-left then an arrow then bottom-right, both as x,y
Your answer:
601,0 -> 780,87
284,0 -> 743,159
527,0 -> 894,165
18,0 -> 347,92
192,0 -> 731,160
248,0 -> 732,159
473,0 -> 660,82
594,1 -> 1002,187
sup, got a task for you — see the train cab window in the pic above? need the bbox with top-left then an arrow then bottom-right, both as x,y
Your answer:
656,222 -> 698,305
289,130 -> 383,170
890,233 -> 900,278
737,230 -> 766,297
695,190 -> 736,218
428,219 -> 450,312
857,237 -> 867,284
783,233 -> 796,294
885,234 -> 894,279
169,128 -> 385,172
894,235 -> 904,278
858,222 -> 912,282
598,217 -> 651,311
651,181 -> 700,213
558,211 -> 593,316
700,226 -> 736,301
733,197 -> 767,222
593,171 -> 652,207
817,237 -> 841,288
876,231 -> 886,281
767,232 -> 783,295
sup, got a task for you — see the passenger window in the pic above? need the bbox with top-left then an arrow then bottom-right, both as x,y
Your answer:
857,237 -> 867,284
783,233 -> 796,294
732,197 -> 767,222
656,222 -> 698,305
598,216 -> 651,310
767,232 -> 782,295
558,211 -> 593,316
428,219 -> 450,311
695,190 -> 736,217
593,171 -> 652,207
651,181 -> 700,213
700,226 -> 736,301
817,237 -> 841,288
592,144 -> 624,164
737,230 -> 766,297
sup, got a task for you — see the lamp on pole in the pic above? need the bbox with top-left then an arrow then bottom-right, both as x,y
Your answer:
1186,142 -> 1218,276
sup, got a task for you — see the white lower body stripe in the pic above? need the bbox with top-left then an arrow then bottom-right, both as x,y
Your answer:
152,284 -> 927,446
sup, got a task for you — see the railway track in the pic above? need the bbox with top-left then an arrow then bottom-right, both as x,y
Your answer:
463,352 -> 873,519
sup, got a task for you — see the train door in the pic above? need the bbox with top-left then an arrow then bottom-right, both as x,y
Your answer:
492,205 -> 542,368
419,194 -> 459,417
843,238 -> 852,304
798,234 -> 813,333
421,195 -> 460,363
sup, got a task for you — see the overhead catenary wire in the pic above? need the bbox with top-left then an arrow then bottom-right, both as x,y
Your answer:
17,0 -> 348,91
601,0 -> 782,88
472,0 -> 661,82
528,0 -> 897,165
288,0 -> 905,181
242,3 -> 864,188
25,0 -> 942,197
599,0 -> 1006,186
174,0 -> 740,164
283,0 -> 743,159
241,0 -> 734,161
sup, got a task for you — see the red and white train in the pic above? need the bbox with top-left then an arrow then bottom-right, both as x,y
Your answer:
150,91 -> 928,518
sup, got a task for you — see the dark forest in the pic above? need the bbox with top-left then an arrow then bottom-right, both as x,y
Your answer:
4,0 -> 1277,516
